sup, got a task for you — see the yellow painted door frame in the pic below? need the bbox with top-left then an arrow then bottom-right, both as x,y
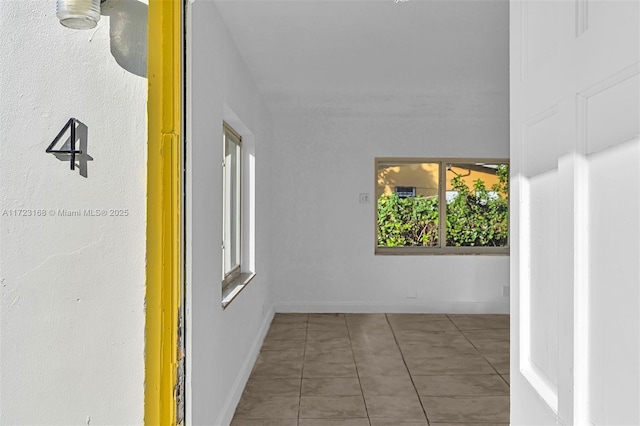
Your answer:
146,0 -> 183,424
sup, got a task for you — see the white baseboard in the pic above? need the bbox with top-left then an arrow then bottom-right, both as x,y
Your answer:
215,305 -> 275,426
274,301 -> 509,314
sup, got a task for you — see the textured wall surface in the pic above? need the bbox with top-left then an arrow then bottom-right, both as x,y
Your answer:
187,2 -> 276,424
0,1 -> 148,423
268,99 -> 510,314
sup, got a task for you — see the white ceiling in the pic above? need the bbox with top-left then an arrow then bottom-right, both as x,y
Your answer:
215,0 -> 509,105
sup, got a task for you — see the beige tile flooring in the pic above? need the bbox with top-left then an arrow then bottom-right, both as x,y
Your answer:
231,313 -> 510,426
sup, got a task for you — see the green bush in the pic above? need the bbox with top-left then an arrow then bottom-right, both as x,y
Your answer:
377,194 -> 439,247
377,165 -> 508,248
446,165 -> 509,247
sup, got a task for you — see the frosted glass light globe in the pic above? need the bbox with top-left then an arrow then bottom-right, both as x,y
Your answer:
57,0 -> 101,30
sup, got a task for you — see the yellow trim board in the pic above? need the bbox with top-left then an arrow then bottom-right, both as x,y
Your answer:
146,0 -> 182,424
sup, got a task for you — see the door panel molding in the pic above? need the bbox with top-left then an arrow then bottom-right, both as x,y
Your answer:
512,1 -> 638,424
521,105 -> 560,177
575,0 -> 589,37
578,63 -> 640,155
518,172 -> 560,414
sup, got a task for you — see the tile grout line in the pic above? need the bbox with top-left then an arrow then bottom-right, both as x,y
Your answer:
298,314 -> 309,426
344,315 -> 373,426
445,314 -> 511,387
385,314 -> 432,426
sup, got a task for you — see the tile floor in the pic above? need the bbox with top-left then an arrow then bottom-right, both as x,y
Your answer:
231,313 -> 510,426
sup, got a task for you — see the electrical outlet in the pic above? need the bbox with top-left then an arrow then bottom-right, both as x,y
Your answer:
359,193 -> 370,204
502,286 -> 510,297
406,288 -> 417,299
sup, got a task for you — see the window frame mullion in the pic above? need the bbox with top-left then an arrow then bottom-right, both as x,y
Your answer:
439,160 -> 447,248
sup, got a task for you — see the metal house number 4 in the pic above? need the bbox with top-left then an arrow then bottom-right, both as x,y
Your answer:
46,118 -> 83,170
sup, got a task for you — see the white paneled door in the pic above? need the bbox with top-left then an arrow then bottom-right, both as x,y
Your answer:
510,1 -> 639,424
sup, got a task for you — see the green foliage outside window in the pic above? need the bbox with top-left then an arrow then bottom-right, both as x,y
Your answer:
446,164 -> 509,247
377,194 -> 439,247
377,165 -> 509,248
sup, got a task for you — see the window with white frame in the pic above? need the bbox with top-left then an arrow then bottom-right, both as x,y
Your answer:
375,158 -> 509,254
223,123 -> 242,287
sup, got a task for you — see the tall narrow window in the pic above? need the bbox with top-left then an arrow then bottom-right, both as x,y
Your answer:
223,123 -> 241,286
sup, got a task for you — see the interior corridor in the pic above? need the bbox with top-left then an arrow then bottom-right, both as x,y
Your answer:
231,313 -> 510,425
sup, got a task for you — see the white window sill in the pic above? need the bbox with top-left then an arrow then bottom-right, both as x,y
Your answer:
375,246 -> 509,256
221,272 -> 256,309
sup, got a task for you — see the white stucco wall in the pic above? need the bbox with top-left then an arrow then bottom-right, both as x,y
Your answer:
187,2 -> 275,424
0,1 -> 148,424
269,92 -> 510,314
